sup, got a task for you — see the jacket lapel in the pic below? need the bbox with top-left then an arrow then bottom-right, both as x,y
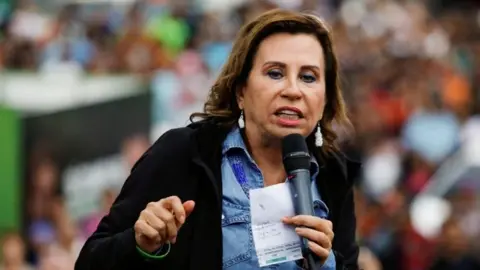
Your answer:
189,121 -> 231,203
187,121 -> 231,270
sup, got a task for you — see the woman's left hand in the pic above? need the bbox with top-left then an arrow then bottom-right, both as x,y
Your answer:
282,215 -> 334,265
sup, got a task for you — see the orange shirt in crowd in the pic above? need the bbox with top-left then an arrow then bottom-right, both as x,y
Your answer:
442,71 -> 470,111
370,90 -> 409,133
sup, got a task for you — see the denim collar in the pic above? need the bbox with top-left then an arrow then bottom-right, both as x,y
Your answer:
222,127 -> 320,179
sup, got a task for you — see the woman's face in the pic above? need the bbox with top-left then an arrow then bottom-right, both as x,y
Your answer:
1,235 -> 25,264
238,33 -> 326,142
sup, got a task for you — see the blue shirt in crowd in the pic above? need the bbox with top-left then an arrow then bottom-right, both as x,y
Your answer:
221,128 -> 336,269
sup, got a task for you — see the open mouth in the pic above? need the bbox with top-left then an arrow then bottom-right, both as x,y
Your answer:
274,108 -> 304,120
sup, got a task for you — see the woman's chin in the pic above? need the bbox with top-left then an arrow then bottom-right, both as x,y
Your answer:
268,125 -> 308,139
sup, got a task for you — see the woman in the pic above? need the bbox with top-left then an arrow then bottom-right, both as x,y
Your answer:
75,9 -> 360,270
0,232 -> 34,270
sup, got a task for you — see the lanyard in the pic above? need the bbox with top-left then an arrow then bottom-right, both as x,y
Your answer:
227,154 -> 252,199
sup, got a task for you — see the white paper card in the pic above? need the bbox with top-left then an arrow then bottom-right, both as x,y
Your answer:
249,183 -> 303,267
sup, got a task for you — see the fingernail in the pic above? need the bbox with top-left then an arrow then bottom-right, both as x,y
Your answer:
180,215 -> 185,223
172,237 -> 177,244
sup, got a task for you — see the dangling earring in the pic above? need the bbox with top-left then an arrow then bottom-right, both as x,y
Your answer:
315,123 -> 323,147
238,110 -> 245,128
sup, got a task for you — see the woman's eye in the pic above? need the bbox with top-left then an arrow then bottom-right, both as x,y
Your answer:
301,74 -> 317,83
267,70 -> 283,80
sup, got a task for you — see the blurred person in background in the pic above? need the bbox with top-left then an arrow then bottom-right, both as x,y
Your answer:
357,246 -> 382,270
428,218 -> 480,270
84,21 -> 117,74
0,232 -> 34,270
38,198 -> 84,270
145,0 -> 191,58
448,188 -> 480,258
39,4 -> 92,73
26,153 -> 60,263
115,2 -> 172,75
121,134 -> 151,170
81,188 -> 118,239
2,38 -> 36,70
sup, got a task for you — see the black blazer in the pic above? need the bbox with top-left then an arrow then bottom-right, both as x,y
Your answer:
75,121 -> 361,270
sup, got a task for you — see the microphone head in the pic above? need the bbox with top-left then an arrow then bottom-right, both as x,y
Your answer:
282,133 -> 311,172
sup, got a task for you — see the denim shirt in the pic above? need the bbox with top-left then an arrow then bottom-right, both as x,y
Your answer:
221,128 -> 336,269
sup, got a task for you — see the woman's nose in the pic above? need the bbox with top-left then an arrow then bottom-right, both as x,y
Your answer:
281,78 -> 302,100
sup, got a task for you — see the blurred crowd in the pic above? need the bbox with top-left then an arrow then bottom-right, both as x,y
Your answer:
1,0 -> 480,270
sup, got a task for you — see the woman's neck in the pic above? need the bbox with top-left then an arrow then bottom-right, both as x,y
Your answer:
242,128 -> 286,186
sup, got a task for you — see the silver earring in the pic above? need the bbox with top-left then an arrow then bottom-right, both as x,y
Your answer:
315,123 -> 323,147
238,110 -> 245,128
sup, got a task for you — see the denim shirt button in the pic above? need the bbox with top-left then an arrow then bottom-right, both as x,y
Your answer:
222,214 -> 225,220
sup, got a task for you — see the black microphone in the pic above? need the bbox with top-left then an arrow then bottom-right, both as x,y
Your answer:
282,133 -> 316,269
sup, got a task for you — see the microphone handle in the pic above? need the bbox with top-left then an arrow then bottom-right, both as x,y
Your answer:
289,169 -> 316,269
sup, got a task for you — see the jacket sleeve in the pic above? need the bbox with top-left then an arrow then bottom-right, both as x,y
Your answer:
74,128 -> 192,270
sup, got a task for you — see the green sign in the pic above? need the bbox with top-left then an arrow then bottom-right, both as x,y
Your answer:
0,106 -> 21,232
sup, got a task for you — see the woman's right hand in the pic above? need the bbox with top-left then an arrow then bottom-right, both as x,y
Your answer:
134,196 -> 195,253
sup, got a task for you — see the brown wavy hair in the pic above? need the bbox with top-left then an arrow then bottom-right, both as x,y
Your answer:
190,9 -> 350,155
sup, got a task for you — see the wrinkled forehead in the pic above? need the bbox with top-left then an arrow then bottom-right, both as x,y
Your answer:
254,33 -> 326,70
2,235 -> 24,247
